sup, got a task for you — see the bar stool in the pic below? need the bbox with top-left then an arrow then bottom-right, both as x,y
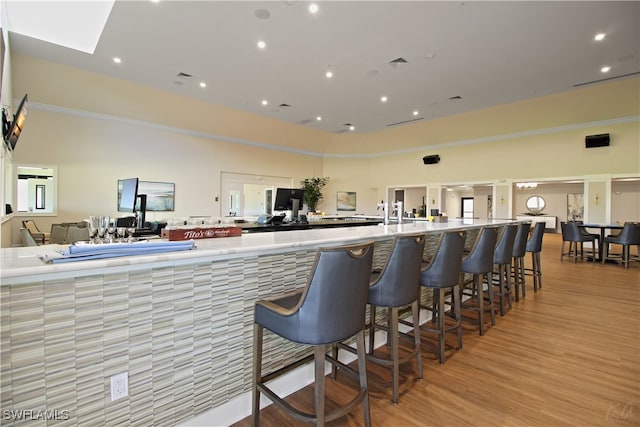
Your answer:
602,222 -> 640,268
335,233 -> 426,404
560,221 -> 597,263
252,241 -> 374,427
460,227 -> 498,336
491,224 -> 517,316
418,231 -> 465,363
511,222 -> 531,301
524,222 -> 546,291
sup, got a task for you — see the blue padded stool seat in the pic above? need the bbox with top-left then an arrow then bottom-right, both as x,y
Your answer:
335,233 -> 426,403
511,222 -> 531,302
491,224 -> 517,316
460,227 -> 498,336
399,231 -> 465,364
252,241 -> 374,426
524,222 -> 546,291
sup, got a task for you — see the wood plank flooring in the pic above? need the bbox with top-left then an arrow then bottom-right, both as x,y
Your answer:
234,233 -> 640,426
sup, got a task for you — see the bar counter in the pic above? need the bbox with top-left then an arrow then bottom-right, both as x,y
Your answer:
0,219 -> 516,426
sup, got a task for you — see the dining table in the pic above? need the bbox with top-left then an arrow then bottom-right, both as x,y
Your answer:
582,223 -> 624,261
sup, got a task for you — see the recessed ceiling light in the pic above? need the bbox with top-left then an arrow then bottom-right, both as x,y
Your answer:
199,82 -> 206,88
413,110 -> 419,116
594,33 -> 606,41
257,40 -> 266,49
325,71 -> 333,78
601,66 -> 611,73
316,116 -> 322,121
113,57 -> 121,64
261,100 -> 268,106
425,52 -> 436,59
309,3 -> 319,14
349,125 -> 355,131
381,96 -> 388,103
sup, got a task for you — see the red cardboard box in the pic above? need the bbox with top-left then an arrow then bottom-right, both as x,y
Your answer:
161,226 -> 242,241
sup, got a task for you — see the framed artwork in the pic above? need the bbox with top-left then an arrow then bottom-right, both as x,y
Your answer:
337,191 -> 356,211
118,180 -> 175,212
567,193 -> 584,220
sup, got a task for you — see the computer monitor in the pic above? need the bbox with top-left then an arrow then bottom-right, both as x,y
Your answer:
274,188 -> 305,222
118,178 -> 138,213
118,178 -> 147,227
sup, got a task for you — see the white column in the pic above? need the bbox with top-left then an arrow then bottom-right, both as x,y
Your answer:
493,179 -> 513,219
426,185 -> 442,215
584,175 -> 611,224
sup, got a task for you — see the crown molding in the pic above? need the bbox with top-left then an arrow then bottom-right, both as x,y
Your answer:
30,101 -> 638,160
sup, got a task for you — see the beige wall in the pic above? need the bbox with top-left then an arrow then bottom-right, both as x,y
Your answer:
6,54 -> 640,245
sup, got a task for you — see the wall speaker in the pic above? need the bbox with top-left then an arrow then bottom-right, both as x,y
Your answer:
423,154 -> 440,164
585,133 -> 610,148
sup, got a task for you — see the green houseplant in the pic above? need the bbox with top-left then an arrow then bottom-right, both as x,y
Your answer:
300,177 -> 330,212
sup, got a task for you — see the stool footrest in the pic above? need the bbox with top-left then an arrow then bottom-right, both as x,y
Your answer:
256,381 -> 367,424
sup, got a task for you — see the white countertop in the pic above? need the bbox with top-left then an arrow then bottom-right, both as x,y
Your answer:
1,218 -> 513,285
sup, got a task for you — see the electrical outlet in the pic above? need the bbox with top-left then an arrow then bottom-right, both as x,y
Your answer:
110,372 -> 129,401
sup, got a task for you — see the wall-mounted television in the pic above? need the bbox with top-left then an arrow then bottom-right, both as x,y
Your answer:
3,94 -> 29,151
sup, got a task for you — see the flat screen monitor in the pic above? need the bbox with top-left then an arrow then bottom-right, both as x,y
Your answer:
118,178 -> 139,213
274,188 -> 305,221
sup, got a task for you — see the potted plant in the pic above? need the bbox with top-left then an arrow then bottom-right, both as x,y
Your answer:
300,177 -> 330,212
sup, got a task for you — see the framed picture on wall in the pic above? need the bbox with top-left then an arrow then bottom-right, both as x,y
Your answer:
567,193 -> 584,220
337,191 -> 356,211
117,180 -> 175,212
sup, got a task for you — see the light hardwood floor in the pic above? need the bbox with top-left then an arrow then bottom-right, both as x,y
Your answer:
235,233 -> 640,426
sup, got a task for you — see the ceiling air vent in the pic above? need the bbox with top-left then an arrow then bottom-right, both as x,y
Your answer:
388,57 -> 408,68
177,72 -> 193,78
448,95 -> 462,100
297,119 -> 314,125
387,117 -> 424,127
334,123 -> 354,133
278,103 -> 291,108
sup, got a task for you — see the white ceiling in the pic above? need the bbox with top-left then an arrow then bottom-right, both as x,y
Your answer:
4,1 -> 640,134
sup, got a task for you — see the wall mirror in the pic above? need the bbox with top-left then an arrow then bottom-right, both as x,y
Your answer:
220,172 -> 291,217
525,195 -> 545,215
16,165 -> 57,215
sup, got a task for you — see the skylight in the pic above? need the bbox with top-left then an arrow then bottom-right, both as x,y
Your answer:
4,0 -> 114,54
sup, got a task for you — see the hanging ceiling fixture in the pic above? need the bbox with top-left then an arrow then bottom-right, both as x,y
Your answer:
516,182 -> 538,189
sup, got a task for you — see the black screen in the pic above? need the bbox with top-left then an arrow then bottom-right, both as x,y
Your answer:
274,188 -> 305,211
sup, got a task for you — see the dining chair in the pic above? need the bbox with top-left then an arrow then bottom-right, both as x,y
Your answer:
66,225 -> 90,244
22,219 -> 49,244
49,224 -> 68,244
20,228 -> 39,247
